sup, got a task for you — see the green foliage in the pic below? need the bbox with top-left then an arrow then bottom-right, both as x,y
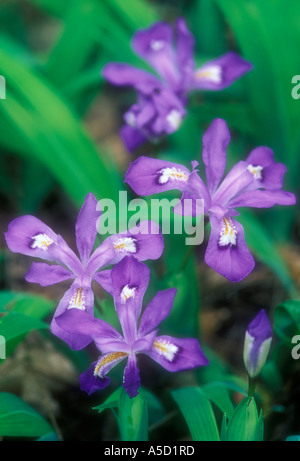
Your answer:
171,387 -> 220,441
0,392 -> 55,438
118,388 -> 148,442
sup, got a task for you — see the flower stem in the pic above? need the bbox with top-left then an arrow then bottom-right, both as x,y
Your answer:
248,376 -> 257,397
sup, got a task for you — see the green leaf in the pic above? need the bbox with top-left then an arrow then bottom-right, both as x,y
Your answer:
0,393 -> 54,438
202,383 -> 234,418
0,37 -> 121,207
171,387 -> 220,441
238,211 -> 296,296
118,388 -> 148,442
274,299 -> 300,343
93,387 -> 122,415
226,397 -> 264,441
0,311 -> 48,343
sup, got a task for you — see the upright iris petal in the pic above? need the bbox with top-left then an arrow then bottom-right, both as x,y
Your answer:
125,118 -> 296,282
56,256 -> 209,398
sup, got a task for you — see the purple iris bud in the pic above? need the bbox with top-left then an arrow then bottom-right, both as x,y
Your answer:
56,256 -> 209,398
243,310 -> 272,378
102,18 -> 253,151
124,118 -> 296,283
5,194 -> 164,349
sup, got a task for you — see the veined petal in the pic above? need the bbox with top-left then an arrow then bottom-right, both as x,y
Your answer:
228,189 -> 297,209
132,22 -> 179,88
138,288 -> 177,337
213,161 -> 254,206
5,215 -> 58,263
107,220 -> 164,265
205,215 -> 255,282
85,238 -> 115,277
102,63 -> 160,94
202,118 -> 231,195
124,156 -> 193,196
111,257 -> 150,340
50,278 -> 95,350
80,361 -> 111,395
25,262 -> 73,286
146,335 -> 209,372
75,193 -> 101,265
192,52 -> 253,90
55,308 -> 124,345
46,235 -> 82,275
123,355 -> 141,398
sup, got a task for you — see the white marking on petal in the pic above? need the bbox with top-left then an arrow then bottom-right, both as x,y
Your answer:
113,237 -> 137,254
94,352 -> 128,378
125,111 -> 136,127
166,109 -> 182,131
68,288 -> 86,310
195,65 -> 222,83
247,164 -> 263,180
219,218 -> 237,247
153,339 -> 179,362
31,233 -> 54,250
150,39 -> 165,51
120,285 -> 136,303
158,167 -> 189,185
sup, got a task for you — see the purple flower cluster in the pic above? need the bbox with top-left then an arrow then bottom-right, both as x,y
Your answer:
124,118 -> 296,282
5,194 -> 208,397
103,18 -> 253,152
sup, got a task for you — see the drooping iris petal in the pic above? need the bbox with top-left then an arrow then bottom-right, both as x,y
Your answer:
147,335 -> 209,372
202,118 -> 231,195
132,21 -> 179,88
50,277 -> 95,350
193,52 -> 253,90
243,309 -> 272,378
123,355 -> 141,398
138,288 -> 177,337
124,156 -> 193,196
80,361 -> 111,395
5,215 -> 58,262
228,189 -> 297,209
102,62 -> 160,94
205,215 -> 255,283
75,193 -> 101,265
245,146 -> 288,191
25,262 -> 73,287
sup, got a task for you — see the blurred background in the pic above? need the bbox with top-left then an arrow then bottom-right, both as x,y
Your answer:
0,0 -> 300,441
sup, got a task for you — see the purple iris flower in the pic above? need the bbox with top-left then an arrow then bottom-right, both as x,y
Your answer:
102,18 -> 253,152
124,118 -> 296,282
5,193 -> 164,349
56,256 -> 209,398
243,309 -> 272,378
